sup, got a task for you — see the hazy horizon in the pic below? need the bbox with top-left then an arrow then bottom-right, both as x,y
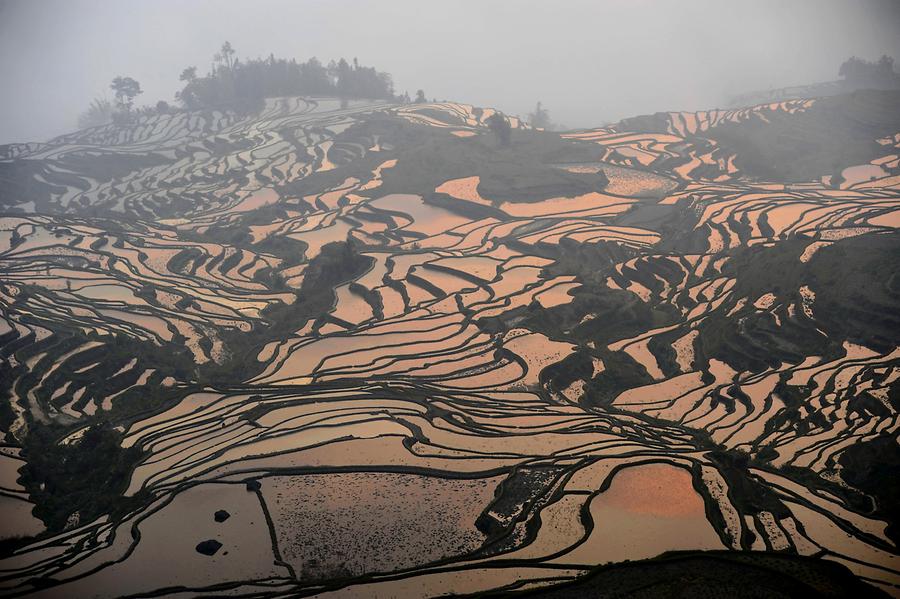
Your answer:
1,0 -> 899,144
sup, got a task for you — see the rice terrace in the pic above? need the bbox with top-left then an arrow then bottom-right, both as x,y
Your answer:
0,1 -> 899,597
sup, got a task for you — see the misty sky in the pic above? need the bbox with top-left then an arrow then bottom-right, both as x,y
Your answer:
1,0 -> 899,144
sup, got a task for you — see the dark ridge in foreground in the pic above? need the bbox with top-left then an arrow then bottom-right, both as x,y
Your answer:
511,552 -> 890,598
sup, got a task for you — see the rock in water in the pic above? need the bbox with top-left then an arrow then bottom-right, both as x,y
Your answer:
195,539 -> 223,556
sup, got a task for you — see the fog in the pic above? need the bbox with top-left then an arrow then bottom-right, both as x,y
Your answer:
1,0 -> 898,144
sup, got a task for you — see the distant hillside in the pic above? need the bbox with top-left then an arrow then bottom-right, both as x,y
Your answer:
609,89 -> 900,183
727,80 -> 845,107
710,90 -> 900,182
728,55 -> 900,108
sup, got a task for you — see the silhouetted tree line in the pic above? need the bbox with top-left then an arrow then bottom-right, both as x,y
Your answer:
78,42 -> 403,129
176,43 -> 396,111
839,55 -> 900,90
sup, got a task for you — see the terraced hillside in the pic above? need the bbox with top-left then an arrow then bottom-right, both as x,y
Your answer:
0,91 -> 898,597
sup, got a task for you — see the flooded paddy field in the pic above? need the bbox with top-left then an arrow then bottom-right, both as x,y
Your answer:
1,92 -> 899,597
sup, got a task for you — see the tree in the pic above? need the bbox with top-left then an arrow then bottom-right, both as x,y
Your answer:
877,55 -> 896,77
217,41 -> 236,74
486,112 -> 511,146
331,58 -> 351,98
414,89 -> 427,103
110,76 -> 142,112
527,101 -> 553,130
179,66 -> 197,83
78,98 -> 113,129
300,57 -> 332,94
838,55 -> 900,90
